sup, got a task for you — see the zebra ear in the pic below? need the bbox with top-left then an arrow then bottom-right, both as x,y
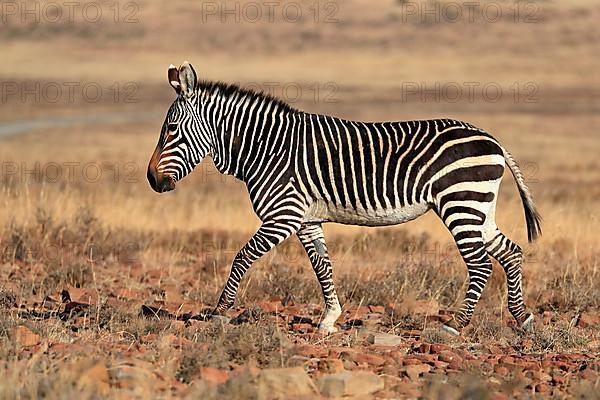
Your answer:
179,61 -> 197,97
168,64 -> 181,94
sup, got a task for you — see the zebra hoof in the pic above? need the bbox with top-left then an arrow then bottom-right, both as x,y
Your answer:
318,324 -> 338,334
441,324 -> 461,336
520,313 -> 535,331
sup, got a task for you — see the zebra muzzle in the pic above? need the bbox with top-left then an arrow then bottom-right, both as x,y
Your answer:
148,168 -> 176,193
157,175 -> 176,193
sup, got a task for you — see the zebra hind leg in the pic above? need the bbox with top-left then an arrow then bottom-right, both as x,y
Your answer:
434,199 -> 495,335
297,223 -> 341,334
485,230 -> 534,330
441,232 -> 494,336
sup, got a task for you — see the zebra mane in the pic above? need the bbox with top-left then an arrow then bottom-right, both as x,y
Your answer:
197,80 -> 299,114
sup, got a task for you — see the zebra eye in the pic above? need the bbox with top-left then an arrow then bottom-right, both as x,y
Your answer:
167,123 -> 178,132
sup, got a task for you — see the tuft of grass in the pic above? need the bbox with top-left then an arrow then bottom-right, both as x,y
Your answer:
421,327 -> 452,344
528,321 -> 588,353
339,261 -> 464,307
182,321 -> 288,371
0,290 -> 17,309
240,262 -> 321,305
535,256 -> 600,313
41,263 -> 93,292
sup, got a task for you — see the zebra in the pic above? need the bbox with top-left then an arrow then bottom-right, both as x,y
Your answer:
147,61 -> 541,335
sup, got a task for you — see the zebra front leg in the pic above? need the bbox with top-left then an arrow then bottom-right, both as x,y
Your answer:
297,223 -> 341,334
213,221 -> 300,315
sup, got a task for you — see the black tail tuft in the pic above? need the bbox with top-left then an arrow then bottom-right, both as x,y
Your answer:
519,189 -> 542,242
502,146 -> 542,243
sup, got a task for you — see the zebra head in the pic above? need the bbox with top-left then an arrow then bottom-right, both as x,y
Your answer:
147,61 -> 212,193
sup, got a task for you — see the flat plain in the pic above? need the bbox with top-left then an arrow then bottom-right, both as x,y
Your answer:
0,0 -> 599,398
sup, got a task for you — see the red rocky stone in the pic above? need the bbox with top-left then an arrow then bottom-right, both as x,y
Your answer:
350,352 -> 386,367
552,374 -> 566,385
291,323 -> 313,333
430,344 -> 450,354
200,367 -> 229,385
369,305 -> 385,314
439,350 -> 463,364
536,383 -> 550,393
418,343 -> 431,354
293,344 -> 328,359
577,312 -> 600,328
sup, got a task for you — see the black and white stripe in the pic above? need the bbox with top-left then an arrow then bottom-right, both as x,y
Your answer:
147,62 -> 541,334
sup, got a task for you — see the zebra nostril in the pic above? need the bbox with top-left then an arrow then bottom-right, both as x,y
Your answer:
157,175 -> 176,193
165,175 -> 176,191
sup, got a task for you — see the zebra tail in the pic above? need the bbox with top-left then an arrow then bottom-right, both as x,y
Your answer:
501,147 -> 542,242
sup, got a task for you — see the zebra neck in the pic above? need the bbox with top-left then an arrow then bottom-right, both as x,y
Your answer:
211,93 -> 303,183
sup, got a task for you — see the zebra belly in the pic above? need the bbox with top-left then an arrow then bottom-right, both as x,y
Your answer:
303,200 -> 430,226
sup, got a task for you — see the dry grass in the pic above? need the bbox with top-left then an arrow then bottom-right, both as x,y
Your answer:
0,0 -> 599,397
1,116 -> 599,398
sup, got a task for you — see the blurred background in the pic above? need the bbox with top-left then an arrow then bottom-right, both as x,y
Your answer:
1,0 -> 598,238
1,0 -> 599,296
1,0 -> 599,397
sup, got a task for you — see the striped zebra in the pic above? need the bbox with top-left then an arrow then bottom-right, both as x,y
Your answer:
147,62 -> 541,335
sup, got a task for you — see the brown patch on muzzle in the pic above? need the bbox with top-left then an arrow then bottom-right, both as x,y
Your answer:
147,144 -> 176,193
